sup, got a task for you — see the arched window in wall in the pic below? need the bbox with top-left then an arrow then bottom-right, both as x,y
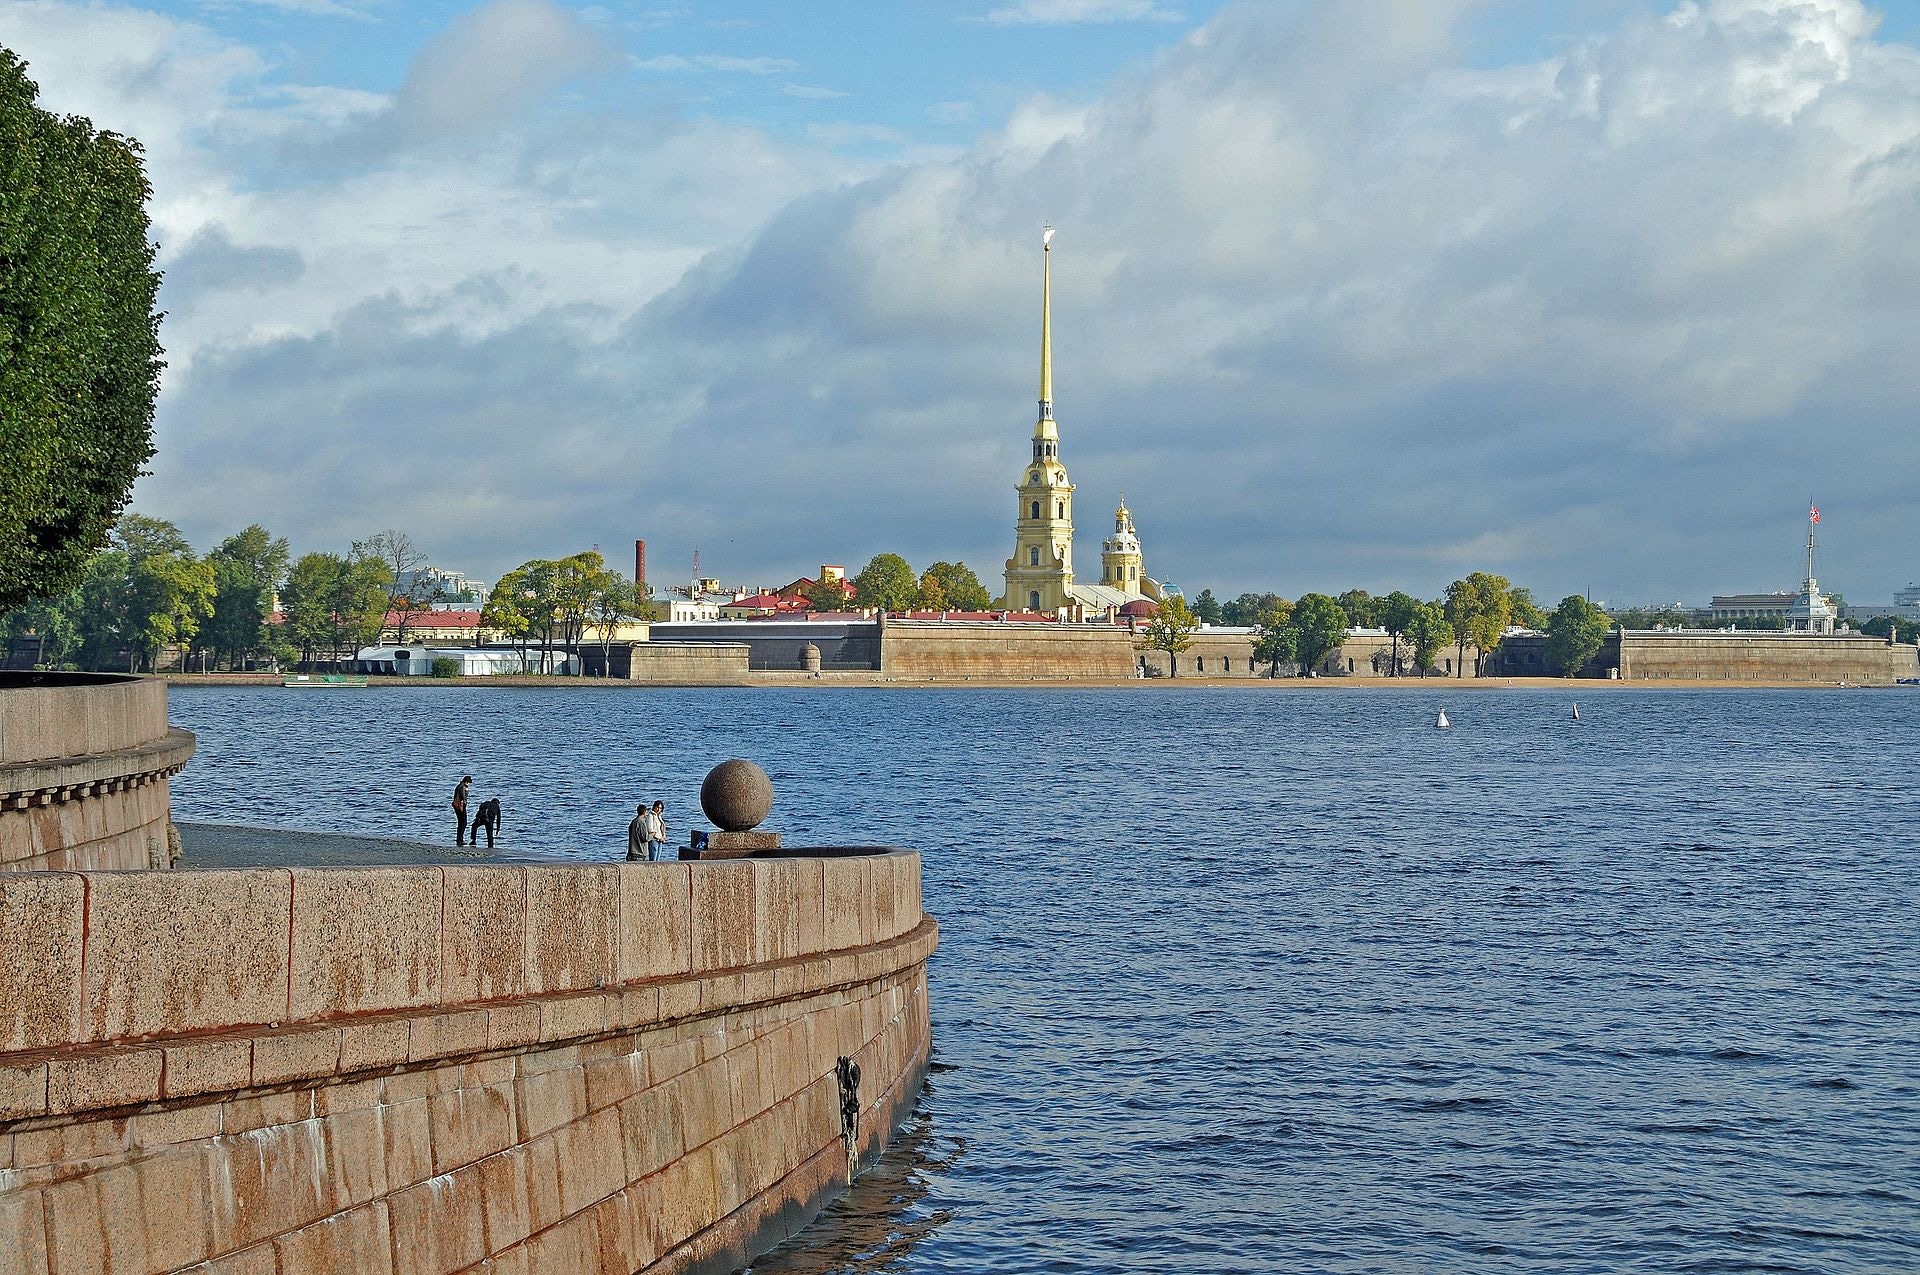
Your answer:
1029,591 -> 1041,610
1030,500 -> 1040,520
1029,547 -> 1041,566
1056,501 -> 1065,518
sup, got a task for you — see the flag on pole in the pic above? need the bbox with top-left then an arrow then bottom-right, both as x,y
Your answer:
1810,503 -> 1820,525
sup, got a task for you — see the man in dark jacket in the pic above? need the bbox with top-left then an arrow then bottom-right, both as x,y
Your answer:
452,775 -> 472,845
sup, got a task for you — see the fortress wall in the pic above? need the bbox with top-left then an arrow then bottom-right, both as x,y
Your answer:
1618,633 -> 1920,683
0,676 -> 194,873
879,621 -> 1136,680
0,852 -> 934,1274
626,644 -> 753,687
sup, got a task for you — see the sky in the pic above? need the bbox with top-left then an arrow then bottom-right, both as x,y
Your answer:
8,0 -> 1920,606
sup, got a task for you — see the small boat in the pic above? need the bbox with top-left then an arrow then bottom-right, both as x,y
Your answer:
1435,708 -> 1451,729
1572,703 -> 1581,721
281,674 -> 369,688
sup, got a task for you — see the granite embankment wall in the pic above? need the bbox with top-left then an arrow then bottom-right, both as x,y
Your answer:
0,852 -> 934,1274
0,676 -> 195,873
623,645 -> 752,687
878,621 -> 1136,679
1618,632 -> 1920,682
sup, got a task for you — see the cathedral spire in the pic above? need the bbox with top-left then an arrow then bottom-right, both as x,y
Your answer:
1038,223 -> 1054,428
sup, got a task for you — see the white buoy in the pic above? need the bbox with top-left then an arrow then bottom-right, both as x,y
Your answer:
1436,708 -> 1451,729
1572,703 -> 1581,721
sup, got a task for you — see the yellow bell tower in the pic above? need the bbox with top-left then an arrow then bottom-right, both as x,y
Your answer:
1001,225 -> 1076,613
1100,495 -> 1144,595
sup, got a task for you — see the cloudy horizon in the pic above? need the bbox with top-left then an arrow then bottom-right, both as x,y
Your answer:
9,0 -> 1920,606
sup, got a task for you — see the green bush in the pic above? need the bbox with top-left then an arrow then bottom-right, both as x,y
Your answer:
0,50 -> 164,611
430,657 -> 460,679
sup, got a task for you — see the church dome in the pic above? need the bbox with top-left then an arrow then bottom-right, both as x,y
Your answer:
1118,598 -> 1159,619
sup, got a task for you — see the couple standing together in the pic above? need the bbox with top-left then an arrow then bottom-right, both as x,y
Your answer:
628,801 -> 671,861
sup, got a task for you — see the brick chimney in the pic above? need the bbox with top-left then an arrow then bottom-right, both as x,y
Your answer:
634,539 -> 647,588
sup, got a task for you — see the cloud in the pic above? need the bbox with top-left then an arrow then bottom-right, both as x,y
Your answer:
396,0 -> 620,135
632,52 -> 799,74
14,0 -> 1920,605
981,0 -> 1182,26
783,82 -> 850,100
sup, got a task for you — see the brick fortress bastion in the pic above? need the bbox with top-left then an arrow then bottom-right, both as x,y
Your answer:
0,675 -> 936,1274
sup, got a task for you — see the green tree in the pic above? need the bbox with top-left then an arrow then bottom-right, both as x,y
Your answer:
1221,591 -> 1285,627
1378,590 -> 1421,677
1291,592 -> 1350,674
2,592 -> 79,667
355,529 -> 434,642
1862,616 -> 1916,642
1405,602 -> 1453,676
1252,599 -> 1297,676
1137,594 -> 1199,676
1507,586 -> 1549,630
583,559 -> 642,677
800,578 -> 851,613
102,516 -> 213,672
852,554 -> 918,613
1545,595 -> 1612,676
917,561 -> 992,612
482,568 -> 535,671
1443,572 -> 1513,678
281,552 -> 344,666
204,525 -> 289,670
0,51 -> 164,612
1335,589 -> 1379,628
1191,589 -> 1224,625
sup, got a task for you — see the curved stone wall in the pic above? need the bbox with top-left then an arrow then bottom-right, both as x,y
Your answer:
0,851 -> 931,1273
0,675 -> 194,873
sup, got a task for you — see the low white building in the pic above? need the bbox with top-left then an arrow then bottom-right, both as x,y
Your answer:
351,646 -> 579,676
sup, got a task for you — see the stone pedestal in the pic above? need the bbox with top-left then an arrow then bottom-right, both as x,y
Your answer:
700,830 -> 782,858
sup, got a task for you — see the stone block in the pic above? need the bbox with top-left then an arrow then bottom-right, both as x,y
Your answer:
320,1105 -> 391,1207
485,1003 -> 541,1051
81,869 -> 290,1042
821,856 -> 872,951
290,868 -> 442,1020
339,1017 -> 412,1074
441,867 -> 526,1003
197,1245 -> 280,1275
582,1047 -> 647,1114
132,1102 -> 222,1149
0,872 -> 84,1051
701,830 -> 781,857
689,860 -> 756,972
379,1097 -> 435,1191
222,1088 -> 312,1137
476,1146 -> 533,1252
428,1083 -> 516,1176
539,992 -> 610,1043
207,1119 -> 333,1252
552,1105 -> 625,1217
138,1146 -> 213,1269
524,866 -> 618,994
274,1201 -> 393,1275
616,862 -> 692,983
408,1010 -> 488,1063
617,1084 -> 686,1183
514,1066 -> 586,1141
47,1048 -> 162,1115
751,858 -> 804,964
386,1165 -> 486,1275
252,1028 -> 343,1086
162,1037 -> 252,1099
0,1188 -> 49,1275
0,1057 -> 47,1121
46,1166 -> 151,1275
895,852 -> 923,928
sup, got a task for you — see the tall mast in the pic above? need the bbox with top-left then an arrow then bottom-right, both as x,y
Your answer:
1038,223 -> 1054,425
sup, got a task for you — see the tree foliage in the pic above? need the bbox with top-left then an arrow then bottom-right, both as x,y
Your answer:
1291,593 -> 1349,673
1335,589 -> 1379,628
852,553 -> 918,612
1405,601 -> 1453,675
1190,589 -> 1223,625
1251,599 -> 1296,675
203,524 -> 289,670
1545,594 -> 1611,676
1221,591 -> 1287,627
917,561 -> 991,611
0,51 -> 164,611
1507,586 -> 1549,630
1443,572 -> 1513,677
1138,594 -> 1199,675
1378,590 -> 1421,676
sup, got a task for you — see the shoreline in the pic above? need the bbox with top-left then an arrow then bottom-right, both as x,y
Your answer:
156,672 -> 1906,691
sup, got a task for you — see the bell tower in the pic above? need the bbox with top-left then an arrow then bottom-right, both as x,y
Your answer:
1001,225 -> 1075,613
1100,496 -> 1144,595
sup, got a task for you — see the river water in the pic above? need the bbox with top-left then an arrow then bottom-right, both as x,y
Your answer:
166,685 -> 1920,1274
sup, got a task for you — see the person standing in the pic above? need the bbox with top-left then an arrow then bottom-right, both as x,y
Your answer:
647,800 -> 671,861
627,802 -> 649,862
452,775 -> 472,846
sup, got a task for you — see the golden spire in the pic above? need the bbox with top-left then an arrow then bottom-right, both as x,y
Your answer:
1038,223 -> 1054,422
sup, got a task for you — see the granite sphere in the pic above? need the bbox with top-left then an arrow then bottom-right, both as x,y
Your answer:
701,760 -> 774,831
